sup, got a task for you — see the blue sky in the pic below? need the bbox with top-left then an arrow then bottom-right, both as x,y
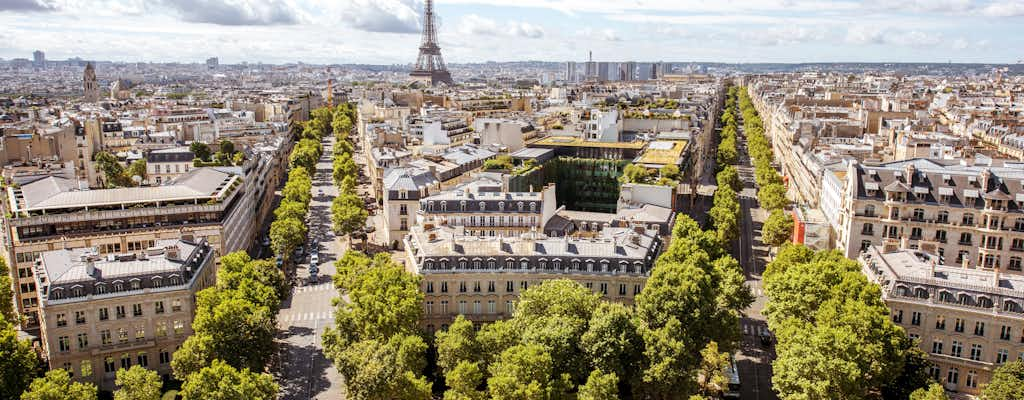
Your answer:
0,0 -> 1022,64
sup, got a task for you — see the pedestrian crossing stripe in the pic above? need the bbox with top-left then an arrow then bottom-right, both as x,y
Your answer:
278,311 -> 333,324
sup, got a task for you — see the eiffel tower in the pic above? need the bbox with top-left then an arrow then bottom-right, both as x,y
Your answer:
410,0 -> 453,86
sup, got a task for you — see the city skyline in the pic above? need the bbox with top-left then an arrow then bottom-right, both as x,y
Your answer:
1,0 -> 1023,65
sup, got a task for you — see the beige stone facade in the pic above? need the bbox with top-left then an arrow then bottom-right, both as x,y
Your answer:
35,239 -> 215,390
860,245 -> 1024,396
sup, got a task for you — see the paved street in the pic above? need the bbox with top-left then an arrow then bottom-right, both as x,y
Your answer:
275,134 -> 349,400
731,112 -> 779,400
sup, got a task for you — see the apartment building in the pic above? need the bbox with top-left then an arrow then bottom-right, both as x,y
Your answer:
34,238 -> 215,389
381,167 -> 440,248
403,225 -> 661,330
2,167 -> 253,328
860,245 -> 1024,396
836,159 -> 1024,270
146,147 -> 194,184
417,182 -> 557,238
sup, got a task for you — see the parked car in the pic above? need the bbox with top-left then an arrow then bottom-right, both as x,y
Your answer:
310,253 -> 319,265
308,272 -> 318,285
759,327 -> 773,346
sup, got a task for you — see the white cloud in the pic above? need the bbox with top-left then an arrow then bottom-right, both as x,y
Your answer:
458,14 -> 545,39
601,29 -> 621,41
951,37 -> 969,50
845,26 -> 946,48
979,2 -> 1024,17
343,0 -> 421,34
743,26 -> 828,46
155,0 -> 300,26
0,0 -> 56,12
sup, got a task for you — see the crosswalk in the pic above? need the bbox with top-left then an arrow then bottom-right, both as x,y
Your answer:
278,311 -> 333,324
292,282 -> 334,294
742,322 -> 768,336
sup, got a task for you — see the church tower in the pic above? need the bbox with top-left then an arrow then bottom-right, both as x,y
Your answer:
83,62 -> 99,102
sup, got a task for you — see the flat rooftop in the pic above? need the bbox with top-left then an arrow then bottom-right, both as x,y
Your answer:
635,140 -> 688,166
531,136 -> 646,150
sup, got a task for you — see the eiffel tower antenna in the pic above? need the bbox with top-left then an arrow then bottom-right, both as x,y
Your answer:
410,0 -> 453,86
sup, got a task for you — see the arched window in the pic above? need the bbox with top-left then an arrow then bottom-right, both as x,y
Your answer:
552,259 -> 562,269
938,291 -> 954,303
520,259 -> 529,269
425,261 -> 434,270
895,285 -> 910,297
479,202 -> 486,211
586,260 -> 594,272
530,202 -> 537,212
913,287 -> 929,299
428,201 -> 435,211
1004,300 -> 1023,313
95,283 -> 107,295
571,259 -> 581,270
618,261 -> 628,272
440,201 -> 447,212
152,277 -> 162,288
517,202 -> 524,212
460,201 -> 467,211
51,288 -> 64,300
538,259 -> 548,270
439,259 -> 449,269
506,258 -> 515,269
472,259 -> 481,269
130,279 -> 141,290
113,281 -> 124,292
459,259 -> 467,269
978,297 -> 994,308
633,262 -> 644,274
499,202 -> 505,211
957,293 -> 973,306
71,286 -> 83,297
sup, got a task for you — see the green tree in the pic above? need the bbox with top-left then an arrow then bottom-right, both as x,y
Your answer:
476,320 -> 521,368
659,164 -> 681,182
578,370 -> 619,400
20,369 -> 97,400
1,323 -> 38,399
983,360 -> 1024,400
436,315 -> 481,375
328,335 -> 431,400
487,344 -> 556,400
172,291 -> 275,378
333,152 -> 357,188
580,302 -> 642,391
269,217 -> 307,261
126,159 -> 147,183
114,365 -> 162,400
513,280 -> 600,383
443,361 -> 486,400
190,142 -> 211,161
619,163 -> 654,184
332,193 -> 368,240
274,200 -> 308,222
0,257 -> 16,324
762,209 -> 794,248
716,166 -> 742,192
909,383 -> 948,400
94,151 -> 131,187
232,152 -> 244,166
696,341 -> 730,398
758,183 -> 788,211
180,360 -> 277,400
716,137 -> 738,167
282,167 -> 312,205
219,140 -> 235,155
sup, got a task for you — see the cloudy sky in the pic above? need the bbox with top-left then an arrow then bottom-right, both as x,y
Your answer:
1,0 -> 1022,64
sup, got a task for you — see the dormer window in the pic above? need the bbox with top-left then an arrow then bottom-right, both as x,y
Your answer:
499,202 -> 505,211
399,190 -> 408,200
440,201 -> 447,212
428,201 -> 435,212
460,201 -> 467,211
479,201 -> 486,211
530,202 -> 537,212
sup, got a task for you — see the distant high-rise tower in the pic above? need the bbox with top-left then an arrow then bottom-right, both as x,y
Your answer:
565,61 -> 577,82
83,62 -> 100,102
206,57 -> 219,69
410,0 -> 453,86
32,50 -> 45,67
584,51 -> 598,80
